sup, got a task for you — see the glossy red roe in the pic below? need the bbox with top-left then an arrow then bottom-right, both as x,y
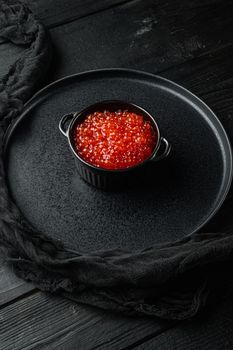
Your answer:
73,110 -> 156,170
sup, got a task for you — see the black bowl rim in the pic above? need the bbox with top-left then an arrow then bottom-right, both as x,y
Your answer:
66,100 -> 162,173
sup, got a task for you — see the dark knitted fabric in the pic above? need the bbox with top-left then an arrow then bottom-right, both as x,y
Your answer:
1,0 -> 233,321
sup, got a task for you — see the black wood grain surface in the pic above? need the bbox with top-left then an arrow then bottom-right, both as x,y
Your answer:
1,0 -> 233,348
44,0 -> 233,81
0,292 -> 171,350
134,299 -> 233,350
30,0 -> 134,28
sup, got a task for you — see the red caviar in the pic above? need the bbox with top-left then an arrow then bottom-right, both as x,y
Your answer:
73,110 -> 156,170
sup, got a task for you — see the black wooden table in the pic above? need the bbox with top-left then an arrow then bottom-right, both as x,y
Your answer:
1,1 -> 233,349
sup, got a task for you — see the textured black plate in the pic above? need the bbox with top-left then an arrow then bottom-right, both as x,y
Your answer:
4,69 -> 232,252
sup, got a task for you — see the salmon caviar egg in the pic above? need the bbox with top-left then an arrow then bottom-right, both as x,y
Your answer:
73,110 -> 156,170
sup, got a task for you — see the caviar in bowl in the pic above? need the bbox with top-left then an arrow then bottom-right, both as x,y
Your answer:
59,101 -> 171,189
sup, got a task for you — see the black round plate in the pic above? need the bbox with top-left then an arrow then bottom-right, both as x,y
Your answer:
4,69 -> 232,252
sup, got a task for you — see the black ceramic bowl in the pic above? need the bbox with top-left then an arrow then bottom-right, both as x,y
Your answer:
59,100 -> 171,189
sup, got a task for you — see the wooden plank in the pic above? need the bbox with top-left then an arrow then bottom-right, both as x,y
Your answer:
0,291 -> 172,350
134,298 -> 233,350
1,288 -> 233,350
45,0 -> 233,82
29,0 -> 133,28
0,256 -> 34,306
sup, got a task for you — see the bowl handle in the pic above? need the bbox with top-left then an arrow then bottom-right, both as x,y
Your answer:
59,113 -> 75,137
151,137 -> 171,161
